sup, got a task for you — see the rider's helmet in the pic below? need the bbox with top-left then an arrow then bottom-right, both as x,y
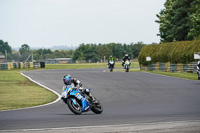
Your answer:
110,55 -> 112,58
125,54 -> 128,57
63,74 -> 71,85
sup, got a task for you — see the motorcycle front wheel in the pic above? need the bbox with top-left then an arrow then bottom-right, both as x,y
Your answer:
125,67 -> 129,72
67,98 -> 82,115
91,99 -> 103,114
110,67 -> 113,72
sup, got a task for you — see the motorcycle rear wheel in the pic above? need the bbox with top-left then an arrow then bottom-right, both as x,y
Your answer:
67,98 -> 82,115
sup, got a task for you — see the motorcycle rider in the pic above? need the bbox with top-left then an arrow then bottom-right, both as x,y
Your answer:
122,54 -> 131,66
107,55 -> 115,68
197,61 -> 200,70
63,74 -> 94,101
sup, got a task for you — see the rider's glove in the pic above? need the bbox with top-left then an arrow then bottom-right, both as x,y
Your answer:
79,87 -> 85,90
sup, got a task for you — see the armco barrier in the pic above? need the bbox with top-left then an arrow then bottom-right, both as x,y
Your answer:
141,62 -> 197,73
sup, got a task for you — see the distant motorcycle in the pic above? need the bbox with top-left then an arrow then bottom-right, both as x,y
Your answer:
197,69 -> 200,80
124,60 -> 130,72
108,61 -> 114,72
61,85 -> 103,115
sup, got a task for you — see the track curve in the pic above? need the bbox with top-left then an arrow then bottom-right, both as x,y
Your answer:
0,69 -> 200,131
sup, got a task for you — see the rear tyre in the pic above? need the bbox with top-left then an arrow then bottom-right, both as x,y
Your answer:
67,98 -> 82,115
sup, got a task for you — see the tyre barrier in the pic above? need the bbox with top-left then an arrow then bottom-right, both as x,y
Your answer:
141,62 -> 197,73
0,62 -> 42,70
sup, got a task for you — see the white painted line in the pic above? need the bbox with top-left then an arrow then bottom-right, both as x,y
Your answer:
0,72 -> 61,112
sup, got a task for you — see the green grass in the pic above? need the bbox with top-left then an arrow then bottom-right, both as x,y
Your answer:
45,62 -> 140,69
147,71 -> 198,80
0,71 -> 57,110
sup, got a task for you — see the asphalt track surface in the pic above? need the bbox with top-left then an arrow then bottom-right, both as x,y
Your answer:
0,69 -> 200,132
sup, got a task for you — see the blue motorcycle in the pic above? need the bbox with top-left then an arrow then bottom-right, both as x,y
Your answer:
61,85 -> 103,115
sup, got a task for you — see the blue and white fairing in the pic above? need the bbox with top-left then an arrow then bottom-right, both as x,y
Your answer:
61,85 -> 90,112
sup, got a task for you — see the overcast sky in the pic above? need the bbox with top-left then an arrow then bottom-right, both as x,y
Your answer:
0,0 -> 166,48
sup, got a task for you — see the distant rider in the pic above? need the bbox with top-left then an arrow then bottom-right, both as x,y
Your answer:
122,54 -> 131,66
197,61 -> 200,70
108,55 -> 115,68
63,74 -> 94,101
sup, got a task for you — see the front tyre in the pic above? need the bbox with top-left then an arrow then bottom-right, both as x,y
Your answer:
67,98 -> 82,115
91,99 -> 103,114
110,67 -> 113,72
125,66 -> 129,72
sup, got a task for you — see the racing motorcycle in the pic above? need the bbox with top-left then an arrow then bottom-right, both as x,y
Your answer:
197,69 -> 200,80
124,60 -> 130,72
108,60 -> 114,72
61,85 -> 103,115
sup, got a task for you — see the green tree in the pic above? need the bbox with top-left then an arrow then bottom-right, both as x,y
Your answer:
188,0 -> 200,40
0,40 -> 12,55
85,44 -> 100,62
171,0 -> 193,41
156,0 -> 199,42
156,0 -> 174,42
19,44 -> 30,61
19,44 -> 30,55
107,43 -> 124,60
130,42 -> 146,58
98,44 -> 112,61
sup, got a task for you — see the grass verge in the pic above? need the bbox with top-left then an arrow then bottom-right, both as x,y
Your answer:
45,62 -> 140,69
147,71 -> 199,80
0,70 -> 57,111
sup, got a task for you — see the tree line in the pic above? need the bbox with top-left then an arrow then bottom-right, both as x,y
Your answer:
0,40 -> 146,63
0,40 -> 74,62
156,0 -> 200,43
73,42 -> 146,62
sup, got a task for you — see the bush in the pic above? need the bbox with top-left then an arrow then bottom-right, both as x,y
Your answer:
138,40 -> 200,65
